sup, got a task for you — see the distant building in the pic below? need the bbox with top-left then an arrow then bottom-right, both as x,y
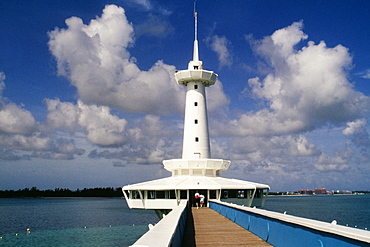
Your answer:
314,188 -> 327,195
298,189 -> 313,195
297,188 -> 353,195
335,190 -> 352,194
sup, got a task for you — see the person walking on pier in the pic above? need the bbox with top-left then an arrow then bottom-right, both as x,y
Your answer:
195,191 -> 200,209
200,194 -> 205,208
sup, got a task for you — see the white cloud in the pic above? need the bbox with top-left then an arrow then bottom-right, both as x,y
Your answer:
46,99 -> 127,147
342,119 -> 366,136
87,114 -> 182,164
314,153 -> 350,171
48,4 -> 187,115
225,134 -> 320,161
0,72 -> 5,102
0,133 -> 85,160
128,0 -> 153,11
46,99 -> 80,132
0,73 -> 37,135
78,101 -> 127,147
292,135 -> 319,156
0,74 -> 85,160
207,80 -> 230,113
206,35 -> 233,68
0,104 -> 37,135
226,21 -> 370,137
0,133 -> 51,151
123,114 -> 181,162
358,68 -> 370,79
342,119 -> 370,148
125,0 -> 172,16
206,21 -> 370,176
31,138 -> 85,160
270,21 -> 308,58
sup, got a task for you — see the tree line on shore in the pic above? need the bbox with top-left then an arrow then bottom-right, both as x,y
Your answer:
2,187 -> 369,198
0,187 -> 123,198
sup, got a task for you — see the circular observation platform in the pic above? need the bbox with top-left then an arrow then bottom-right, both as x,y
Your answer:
175,69 -> 218,87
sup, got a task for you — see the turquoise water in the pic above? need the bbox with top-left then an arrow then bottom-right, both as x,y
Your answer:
0,198 -> 158,247
0,225 -> 148,247
0,195 -> 369,246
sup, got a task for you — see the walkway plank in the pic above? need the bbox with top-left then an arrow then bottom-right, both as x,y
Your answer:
182,207 -> 272,247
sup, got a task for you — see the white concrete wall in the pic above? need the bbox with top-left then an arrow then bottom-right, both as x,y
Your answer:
182,81 -> 210,159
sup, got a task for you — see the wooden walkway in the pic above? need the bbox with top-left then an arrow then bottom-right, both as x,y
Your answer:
181,207 -> 272,247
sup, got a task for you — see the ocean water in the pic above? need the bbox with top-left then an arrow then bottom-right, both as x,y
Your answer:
0,195 -> 369,246
262,194 -> 370,230
0,198 -> 158,247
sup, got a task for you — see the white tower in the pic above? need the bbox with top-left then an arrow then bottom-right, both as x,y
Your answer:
177,10 -> 215,159
163,8 -> 230,176
122,7 -> 270,211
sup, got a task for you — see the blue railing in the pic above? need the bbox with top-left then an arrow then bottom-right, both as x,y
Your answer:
210,200 -> 370,247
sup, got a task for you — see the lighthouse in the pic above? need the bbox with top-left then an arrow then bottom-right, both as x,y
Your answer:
163,6 -> 230,177
176,9 -> 215,160
122,7 -> 269,211
162,9 -> 231,177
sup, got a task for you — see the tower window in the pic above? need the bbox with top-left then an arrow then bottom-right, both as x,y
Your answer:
194,66 -> 198,70
194,85 -> 198,89
195,137 -> 199,142
194,102 -> 198,106
195,119 -> 198,124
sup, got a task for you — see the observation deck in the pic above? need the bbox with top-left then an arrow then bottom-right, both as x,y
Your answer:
175,69 -> 217,87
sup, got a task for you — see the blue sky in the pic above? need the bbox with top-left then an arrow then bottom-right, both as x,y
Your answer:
1,0 -> 370,191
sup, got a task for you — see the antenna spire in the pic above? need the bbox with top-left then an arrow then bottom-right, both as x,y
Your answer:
194,0 -> 198,41
193,0 -> 199,62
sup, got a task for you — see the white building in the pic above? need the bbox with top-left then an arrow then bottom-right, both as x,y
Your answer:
122,9 -> 269,216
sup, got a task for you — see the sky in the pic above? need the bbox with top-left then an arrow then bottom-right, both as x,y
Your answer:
1,0 -> 370,191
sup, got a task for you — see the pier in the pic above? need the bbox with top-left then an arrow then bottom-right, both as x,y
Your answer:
131,201 -> 370,247
182,207 -> 271,246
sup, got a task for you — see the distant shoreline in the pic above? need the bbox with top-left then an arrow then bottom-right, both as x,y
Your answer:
0,187 -> 123,198
267,193 -> 368,197
1,187 -> 369,198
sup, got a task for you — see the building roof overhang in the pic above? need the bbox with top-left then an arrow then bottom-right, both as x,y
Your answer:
122,176 -> 270,191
